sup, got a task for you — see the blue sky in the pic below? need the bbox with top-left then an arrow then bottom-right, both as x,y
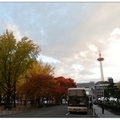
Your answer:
0,2 -> 120,83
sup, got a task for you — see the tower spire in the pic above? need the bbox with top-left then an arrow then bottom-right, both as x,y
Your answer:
99,50 -> 101,57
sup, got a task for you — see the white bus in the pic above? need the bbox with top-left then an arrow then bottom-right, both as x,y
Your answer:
67,88 -> 88,113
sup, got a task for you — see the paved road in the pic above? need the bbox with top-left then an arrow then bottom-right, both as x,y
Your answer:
1,104 -> 119,118
0,105 -> 97,118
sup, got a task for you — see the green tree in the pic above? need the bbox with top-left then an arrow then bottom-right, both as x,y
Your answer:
0,30 -> 41,108
117,83 -> 120,90
104,83 -> 120,104
28,61 -> 54,76
107,83 -> 118,97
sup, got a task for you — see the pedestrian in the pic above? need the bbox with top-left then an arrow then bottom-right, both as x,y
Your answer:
101,103 -> 104,114
89,101 -> 92,109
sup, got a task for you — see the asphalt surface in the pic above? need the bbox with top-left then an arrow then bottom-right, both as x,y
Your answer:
0,104 -> 97,118
1,104 -> 120,118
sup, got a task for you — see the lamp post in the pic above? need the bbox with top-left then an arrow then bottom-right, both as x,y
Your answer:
102,83 -> 105,102
91,88 -> 95,116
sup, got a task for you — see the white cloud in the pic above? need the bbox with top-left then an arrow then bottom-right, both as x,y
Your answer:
88,44 -> 98,52
5,23 -> 22,40
72,64 -> 84,71
110,27 -> 120,36
80,51 -> 87,57
38,54 -> 60,63
1,3 -> 120,83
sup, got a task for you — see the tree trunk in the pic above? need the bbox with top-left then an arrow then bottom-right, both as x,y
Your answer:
0,93 -> 1,105
5,89 -> 12,110
13,82 -> 16,108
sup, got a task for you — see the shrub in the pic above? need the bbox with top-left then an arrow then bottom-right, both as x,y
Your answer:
99,103 -> 120,113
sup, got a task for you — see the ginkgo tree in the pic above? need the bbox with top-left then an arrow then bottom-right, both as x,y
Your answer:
28,60 -> 54,76
0,30 -> 41,109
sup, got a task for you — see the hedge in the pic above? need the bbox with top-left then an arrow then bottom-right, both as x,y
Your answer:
98,103 -> 120,113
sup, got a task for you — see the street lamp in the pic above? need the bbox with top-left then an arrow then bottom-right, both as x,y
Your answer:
91,88 -> 95,116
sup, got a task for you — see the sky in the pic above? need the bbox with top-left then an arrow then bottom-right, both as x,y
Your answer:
0,1 -> 120,83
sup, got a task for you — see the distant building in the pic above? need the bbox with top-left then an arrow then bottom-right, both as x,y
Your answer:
77,78 -> 120,101
77,82 -> 94,89
77,82 -> 95,100
94,77 -> 115,100
108,77 -> 113,83
94,81 -> 110,99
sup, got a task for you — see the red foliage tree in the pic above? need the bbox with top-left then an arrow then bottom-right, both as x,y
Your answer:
19,74 -> 58,106
19,75 -> 76,105
53,76 -> 77,104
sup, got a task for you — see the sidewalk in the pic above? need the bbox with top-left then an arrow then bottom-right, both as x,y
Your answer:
0,109 -> 22,116
93,104 -> 120,118
0,106 -> 30,116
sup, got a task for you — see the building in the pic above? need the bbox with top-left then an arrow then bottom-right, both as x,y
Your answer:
94,77 -> 114,100
77,78 -> 119,101
94,81 -> 110,100
77,82 -> 95,101
77,82 -> 94,89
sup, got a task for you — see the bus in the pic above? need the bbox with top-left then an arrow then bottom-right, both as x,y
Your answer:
67,88 -> 88,113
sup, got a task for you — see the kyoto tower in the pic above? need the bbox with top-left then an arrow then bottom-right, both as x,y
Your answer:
97,51 -> 104,81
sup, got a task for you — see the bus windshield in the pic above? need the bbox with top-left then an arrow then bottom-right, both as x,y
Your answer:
68,89 -> 86,97
68,96 -> 87,107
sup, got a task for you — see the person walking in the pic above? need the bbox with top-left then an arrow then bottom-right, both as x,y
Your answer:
101,103 -> 104,114
89,101 -> 92,109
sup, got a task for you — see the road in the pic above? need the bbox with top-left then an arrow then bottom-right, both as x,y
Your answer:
0,104 -> 98,118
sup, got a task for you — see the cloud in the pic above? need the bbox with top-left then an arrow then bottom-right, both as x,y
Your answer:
38,54 -> 60,63
1,2 -> 120,83
5,23 -> 22,40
